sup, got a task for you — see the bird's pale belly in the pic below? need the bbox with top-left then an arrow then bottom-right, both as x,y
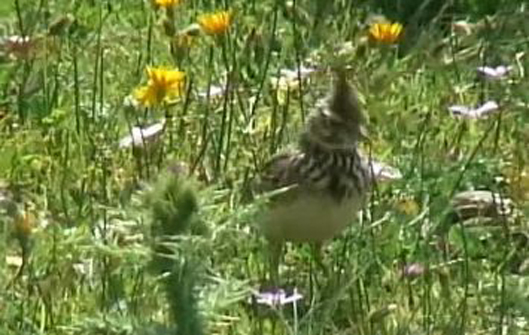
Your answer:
261,193 -> 362,243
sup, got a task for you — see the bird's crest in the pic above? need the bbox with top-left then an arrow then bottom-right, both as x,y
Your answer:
328,70 -> 365,126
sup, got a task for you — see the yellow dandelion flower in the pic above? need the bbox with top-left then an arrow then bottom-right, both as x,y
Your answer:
134,67 -> 185,107
197,10 -> 232,36
155,0 -> 182,9
395,197 -> 420,216
369,22 -> 403,44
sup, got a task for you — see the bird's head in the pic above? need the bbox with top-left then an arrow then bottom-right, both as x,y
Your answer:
302,71 -> 367,151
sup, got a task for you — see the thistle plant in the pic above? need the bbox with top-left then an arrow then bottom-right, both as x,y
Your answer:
146,165 -> 205,335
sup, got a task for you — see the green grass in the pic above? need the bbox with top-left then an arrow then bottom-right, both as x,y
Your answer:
1,0 -> 529,334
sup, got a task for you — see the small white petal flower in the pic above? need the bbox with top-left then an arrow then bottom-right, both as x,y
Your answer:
119,121 -> 165,148
401,262 -> 427,278
253,288 -> 303,307
73,259 -> 94,278
279,65 -> 316,80
452,20 -> 475,35
5,255 -> 23,267
1,35 -> 34,59
5,35 -> 30,44
448,101 -> 499,119
476,65 -> 512,80
369,160 -> 402,181
197,84 -> 225,99
336,41 -> 355,56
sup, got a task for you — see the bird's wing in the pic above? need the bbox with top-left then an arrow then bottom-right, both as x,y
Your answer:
256,151 -> 304,200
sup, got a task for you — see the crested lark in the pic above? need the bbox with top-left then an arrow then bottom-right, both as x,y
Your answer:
258,70 -> 371,281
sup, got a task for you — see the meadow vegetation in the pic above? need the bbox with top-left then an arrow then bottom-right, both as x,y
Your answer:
1,0 -> 529,334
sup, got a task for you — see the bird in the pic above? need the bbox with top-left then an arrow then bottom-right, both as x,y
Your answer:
257,69 -> 372,283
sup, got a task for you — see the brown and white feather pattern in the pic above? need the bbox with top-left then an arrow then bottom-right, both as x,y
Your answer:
258,72 -> 371,243
260,144 -> 369,202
